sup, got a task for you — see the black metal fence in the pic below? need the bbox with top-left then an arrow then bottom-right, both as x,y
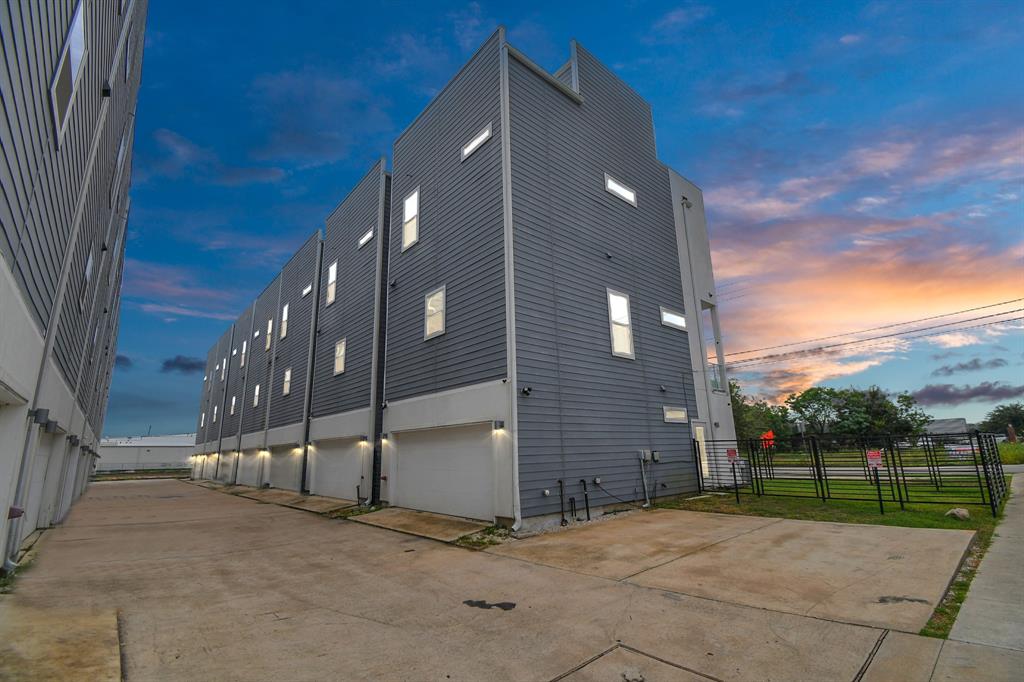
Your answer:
693,432 -> 1008,516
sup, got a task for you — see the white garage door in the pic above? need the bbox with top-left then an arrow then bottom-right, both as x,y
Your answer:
394,423 -> 493,521
310,438 -> 364,502
269,447 -> 302,491
237,451 -> 262,487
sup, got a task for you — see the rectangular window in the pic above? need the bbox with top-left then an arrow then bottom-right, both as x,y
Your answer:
607,289 -> 635,359
302,284 -> 312,297
358,229 -> 373,248
79,249 -> 94,310
663,406 -> 688,423
232,348 -> 237,357
230,396 -> 236,416
604,173 -> 637,207
660,307 -> 687,330
265,319 -> 273,350
282,368 -> 292,395
424,286 -> 445,339
200,412 -> 205,428
221,357 -> 227,380
240,340 -> 247,367
213,405 -> 218,423
253,384 -> 260,407
334,338 -> 346,375
326,262 -> 337,305
49,1 -> 87,141
402,188 -> 419,251
461,123 -> 492,160
124,24 -> 132,83
280,304 -> 289,338
110,119 -> 133,208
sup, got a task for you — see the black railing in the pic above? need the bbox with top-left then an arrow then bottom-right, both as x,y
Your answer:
694,432 -> 1008,516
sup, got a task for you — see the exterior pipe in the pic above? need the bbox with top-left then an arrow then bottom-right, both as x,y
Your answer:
639,455 -> 652,508
558,479 -> 567,526
579,479 -> 591,521
299,235 -> 325,495
368,161 -> 390,506
3,420 -> 41,572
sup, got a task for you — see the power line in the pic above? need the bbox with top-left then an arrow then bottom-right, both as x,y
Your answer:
725,298 -> 1024,357
727,316 -> 1024,372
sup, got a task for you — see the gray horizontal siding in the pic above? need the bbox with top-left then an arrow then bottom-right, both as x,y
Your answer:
242,274 -> 281,435
311,161 -> 384,418
385,32 -> 506,403
509,46 -> 699,519
219,303 -> 253,440
267,233 -> 319,430
195,344 -> 218,444
211,326 -> 234,444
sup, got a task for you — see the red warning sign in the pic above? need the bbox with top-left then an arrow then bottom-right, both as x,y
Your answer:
866,450 -> 882,469
726,448 -> 738,462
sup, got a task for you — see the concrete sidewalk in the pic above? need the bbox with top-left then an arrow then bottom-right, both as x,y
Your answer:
950,474 -> 1023,651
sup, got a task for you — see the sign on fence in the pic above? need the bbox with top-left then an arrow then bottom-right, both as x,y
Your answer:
726,448 -> 738,463
866,449 -> 882,470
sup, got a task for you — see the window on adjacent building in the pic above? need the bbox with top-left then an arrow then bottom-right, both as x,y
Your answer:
282,368 -> 292,395
358,229 -> 373,248
253,384 -> 260,408
265,319 -> 273,350
334,338 -> 346,375
213,405 -> 218,423
200,412 -> 205,428
280,304 -> 289,338
424,286 -> 445,339
326,262 -> 337,305
660,307 -> 687,330
607,289 -> 635,358
230,396 -> 236,416
49,1 -> 87,142
663,406 -> 688,423
402,188 -> 419,251
461,123 -> 492,160
240,340 -> 247,367
604,174 -> 637,207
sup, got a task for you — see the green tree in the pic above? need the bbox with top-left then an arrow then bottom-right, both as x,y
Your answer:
979,402 -> 1024,437
832,386 -> 930,435
729,380 -> 793,440
785,386 -> 840,434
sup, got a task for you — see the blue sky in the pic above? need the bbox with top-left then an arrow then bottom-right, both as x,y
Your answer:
106,1 -> 1024,436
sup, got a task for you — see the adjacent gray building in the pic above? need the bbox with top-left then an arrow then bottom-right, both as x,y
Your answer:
191,28 -> 735,530
1,0 -> 147,570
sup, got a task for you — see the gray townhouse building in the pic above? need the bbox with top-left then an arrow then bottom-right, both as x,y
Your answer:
191,27 -> 734,530
1,0 -> 147,570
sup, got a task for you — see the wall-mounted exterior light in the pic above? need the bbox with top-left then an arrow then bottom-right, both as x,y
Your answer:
493,420 -> 505,430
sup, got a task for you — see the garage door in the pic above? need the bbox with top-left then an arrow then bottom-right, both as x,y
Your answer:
236,451 -> 262,487
394,423 -> 493,521
269,447 -> 302,490
310,438 -> 363,501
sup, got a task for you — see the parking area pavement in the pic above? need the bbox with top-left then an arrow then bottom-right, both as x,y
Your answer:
5,480 -> 1019,681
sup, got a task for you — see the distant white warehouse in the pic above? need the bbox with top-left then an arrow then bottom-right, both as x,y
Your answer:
97,434 -> 196,472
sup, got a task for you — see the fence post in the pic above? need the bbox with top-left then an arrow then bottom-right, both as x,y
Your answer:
885,436 -> 904,510
811,437 -> 828,502
731,461 -> 740,504
974,431 -> 999,517
692,439 -> 703,494
873,467 -> 885,515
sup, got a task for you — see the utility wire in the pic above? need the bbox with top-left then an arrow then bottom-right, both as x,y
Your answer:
727,316 -> 1024,371
725,299 -> 1024,358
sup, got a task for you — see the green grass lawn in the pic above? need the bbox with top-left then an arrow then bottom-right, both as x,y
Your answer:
723,472 -> 994,507
999,441 -> 1024,464
658,477 -> 1010,639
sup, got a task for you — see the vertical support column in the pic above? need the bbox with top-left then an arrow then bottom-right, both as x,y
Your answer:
299,236 -> 324,495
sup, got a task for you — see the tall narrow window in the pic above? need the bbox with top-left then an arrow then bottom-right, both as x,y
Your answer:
334,338 -> 346,375
265,319 -> 273,350
79,249 -> 94,310
240,340 -> 247,367
607,289 -> 635,359
124,24 -> 132,82
402,188 -> 419,251
280,304 -> 289,338
230,396 -> 236,416
200,412 -> 205,428
221,357 -> 227,381
326,261 -> 337,305
49,1 -> 87,141
213,405 -> 218,423
424,286 -> 446,339
604,174 -> 637,207
110,119 -> 133,208
253,384 -> 260,408
282,368 -> 292,395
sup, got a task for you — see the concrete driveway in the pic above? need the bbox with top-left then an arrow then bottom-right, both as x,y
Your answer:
490,509 -> 974,631
5,480 -> 1020,681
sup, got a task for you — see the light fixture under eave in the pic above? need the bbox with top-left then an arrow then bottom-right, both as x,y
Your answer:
493,420 -> 505,430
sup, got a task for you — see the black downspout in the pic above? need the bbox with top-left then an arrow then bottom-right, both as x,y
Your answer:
579,479 -> 591,521
369,170 -> 391,506
558,479 -> 567,526
299,235 -> 325,495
